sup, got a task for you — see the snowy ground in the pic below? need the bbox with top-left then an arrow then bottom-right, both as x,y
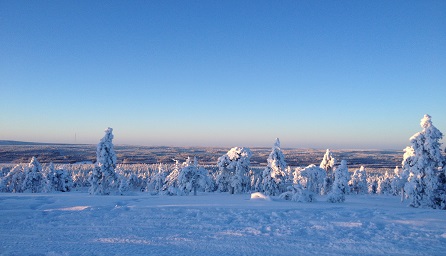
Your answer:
1,193 -> 445,255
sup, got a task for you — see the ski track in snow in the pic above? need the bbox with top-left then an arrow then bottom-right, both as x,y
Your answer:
0,193 -> 445,255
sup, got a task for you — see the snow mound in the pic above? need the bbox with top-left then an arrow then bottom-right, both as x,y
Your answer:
250,192 -> 271,201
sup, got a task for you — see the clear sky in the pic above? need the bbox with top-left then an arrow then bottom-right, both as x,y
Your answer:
1,0 -> 445,149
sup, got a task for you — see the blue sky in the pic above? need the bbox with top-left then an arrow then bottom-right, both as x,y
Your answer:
1,0 -> 445,149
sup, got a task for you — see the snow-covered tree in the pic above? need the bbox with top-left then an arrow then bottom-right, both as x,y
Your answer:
437,166 -> 446,209
0,164 -> 25,193
177,157 -> 211,195
279,182 -> 316,202
249,168 -> 263,192
377,171 -> 392,195
147,163 -> 169,195
320,149 -> 336,195
403,114 -> 445,209
22,157 -> 44,193
391,166 -> 407,197
89,127 -> 118,195
118,174 -> 130,195
349,166 -> 368,194
163,160 -> 181,195
216,147 -> 252,194
262,138 -> 287,196
327,160 -> 349,203
295,164 -> 326,195
320,149 -> 336,173
45,162 -> 73,192
398,147 -> 415,198
367,175 -> 379,194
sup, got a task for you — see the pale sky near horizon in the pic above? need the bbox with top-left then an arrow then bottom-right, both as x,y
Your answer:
1,0 -> 445,149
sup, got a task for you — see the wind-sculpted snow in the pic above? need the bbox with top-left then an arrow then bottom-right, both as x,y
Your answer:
0,193 -> 445,255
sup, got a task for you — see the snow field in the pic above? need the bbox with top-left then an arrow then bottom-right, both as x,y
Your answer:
1,193 -> 445,255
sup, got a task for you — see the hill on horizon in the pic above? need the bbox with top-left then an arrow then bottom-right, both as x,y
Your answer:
0,140 -> 75,146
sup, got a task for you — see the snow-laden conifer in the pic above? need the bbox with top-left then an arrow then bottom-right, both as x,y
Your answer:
377,171 -> 392,195
89,127 -> 118,195
327,160 -> 349,203
249,168 -> 263,192
391,166 -> 408,197
45,162 -> 73,192
177,157 -> 211,195
349,166 -> 368,194
320,149 -> 336,194
403,114 -> 445,209
22,157 -> 44,193
216,147 -> 252,194
320,149 -> 336,173
163,160 -> 181,195
367,175 -> 379,194
262,138 -> 287,196
0,164 -> 25,193
147,163 -> 169,195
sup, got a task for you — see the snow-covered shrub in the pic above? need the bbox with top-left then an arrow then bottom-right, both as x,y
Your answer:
216,147 -> 252,194
45,162 -> 73,192
327,160 -> 349,203
279,183 -> 316,202
22,157 -> 45,193
89,127 -> 119,195
403,114 -> 445,209
349,166 -> 368,194
262,138 -> 287,196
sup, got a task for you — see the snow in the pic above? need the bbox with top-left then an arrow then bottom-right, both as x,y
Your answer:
1,192 -> 445,255
250,192 -> 271,201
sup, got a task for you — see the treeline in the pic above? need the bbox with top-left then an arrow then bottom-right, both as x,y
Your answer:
0,145 -> 431,205
0,115 -> 445,210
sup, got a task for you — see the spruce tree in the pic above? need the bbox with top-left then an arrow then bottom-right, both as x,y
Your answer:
89,127 -> 118,195
403,114 -> 445,209
216,147 -> 252,194
327,160 -> 349,203
320,149 -> 336,194
262,138 -> 287,196
22,157 -> 44,193
349,166 -> 368,194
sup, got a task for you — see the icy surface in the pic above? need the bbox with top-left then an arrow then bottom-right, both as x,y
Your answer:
1,193 -> 445,255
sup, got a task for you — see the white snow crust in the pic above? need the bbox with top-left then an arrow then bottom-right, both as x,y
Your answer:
1,192 -> 445,255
